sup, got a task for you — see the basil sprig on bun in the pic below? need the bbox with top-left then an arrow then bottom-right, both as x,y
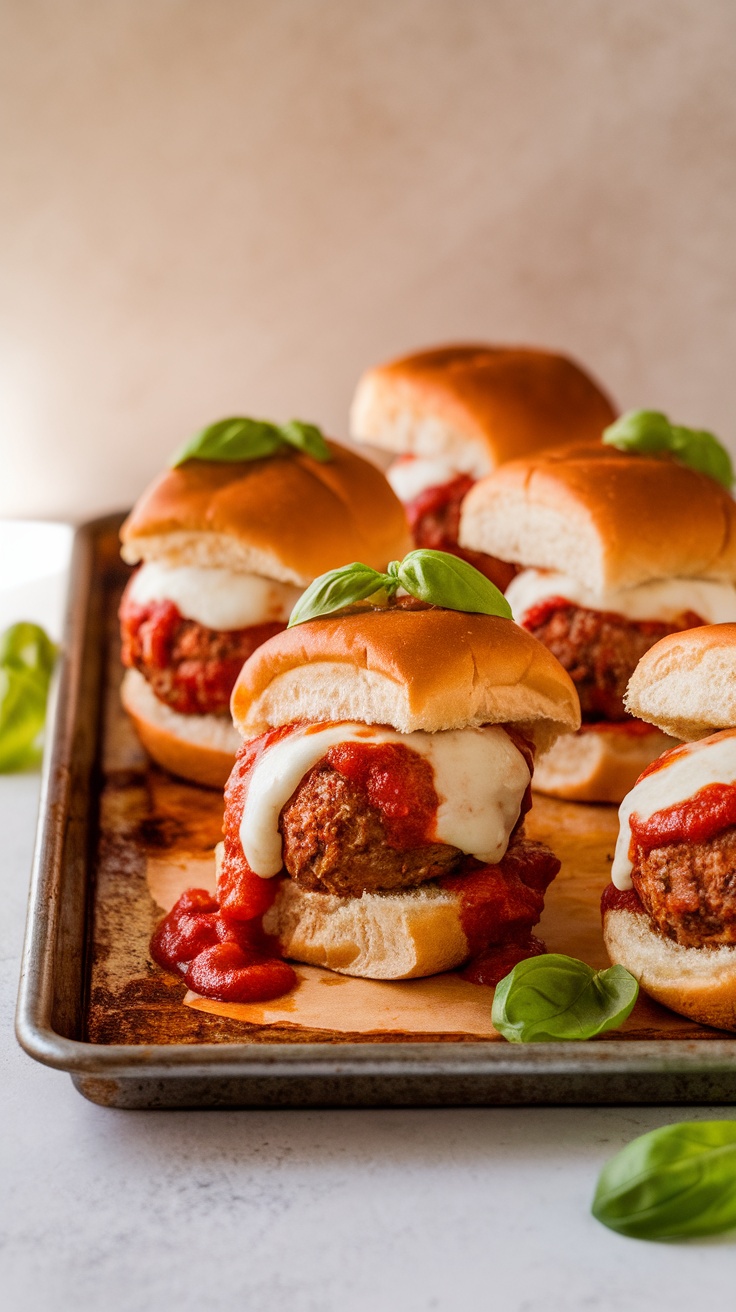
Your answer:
603,409 -> 733,489
171,417 -> 332,467
288,549 -> 513,627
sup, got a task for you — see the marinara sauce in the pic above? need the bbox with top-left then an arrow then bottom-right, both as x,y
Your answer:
404,475 -> 516,592
326,739 -> 439,848
149,725 -> 303,1005
629,782 -> 736,854
150,723 -> 552,1001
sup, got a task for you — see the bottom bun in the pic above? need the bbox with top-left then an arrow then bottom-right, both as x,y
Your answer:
121,668 -> 240,789
532,724 -> 674,804
262,877 -> 470,980
603,905 -> 736,1031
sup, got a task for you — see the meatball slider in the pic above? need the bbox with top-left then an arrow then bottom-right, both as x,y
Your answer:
604,624 -> 736,1030
459,413 -> 736,802
119,417 -> 410,787
350,343 -> 616,590
216,550 -> 580,984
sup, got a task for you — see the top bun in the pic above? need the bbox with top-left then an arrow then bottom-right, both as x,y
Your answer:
120,442 -> 411,587
626,623 -> 736,740
231,607 -> 581,751
459,443 -> 736,592
349,344 -> 616,478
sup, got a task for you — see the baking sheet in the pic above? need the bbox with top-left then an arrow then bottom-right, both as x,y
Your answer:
15,515 -> 736,1108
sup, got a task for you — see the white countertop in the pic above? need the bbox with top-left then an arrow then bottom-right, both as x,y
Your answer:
2,532 -> 735,1310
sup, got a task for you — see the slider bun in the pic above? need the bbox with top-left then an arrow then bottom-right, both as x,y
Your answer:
626,623 -> 736,741
231,607 -> 581,751
264,876 -> 470,980
459,444 -> 736,592
120,441 -> 411,586
532,724 -> 674,804
121,668 -> 240,788
350,344 -> 616,477
603,904 -> 736,1031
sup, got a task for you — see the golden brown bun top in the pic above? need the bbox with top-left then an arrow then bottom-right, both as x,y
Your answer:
231,606 -> 581,750
460,442 -> 736,590
120,441 -> 411,586
626,623 -> 736,740
350,343 -> 616,474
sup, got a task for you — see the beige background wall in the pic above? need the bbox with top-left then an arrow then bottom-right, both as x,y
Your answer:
2,0 -> 736,520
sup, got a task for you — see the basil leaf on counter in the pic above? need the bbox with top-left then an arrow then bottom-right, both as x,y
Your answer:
491,954 -> 638,1042
170,416 -> 332,467
0,620 -> 57,681
397,549 -> 512,618
592,1121 -> 736,1240
0,622 -> 57,771
288,563 -> 392,628
603,410 -> 733,489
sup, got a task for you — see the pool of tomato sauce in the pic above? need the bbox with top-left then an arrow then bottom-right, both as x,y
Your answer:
150,724 -> 556,1001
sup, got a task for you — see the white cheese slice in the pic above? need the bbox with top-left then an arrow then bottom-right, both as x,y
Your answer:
240,722 -> 531,878
506,568 -> 736,627
612,730 -> 736,889
128,561 -> 302,631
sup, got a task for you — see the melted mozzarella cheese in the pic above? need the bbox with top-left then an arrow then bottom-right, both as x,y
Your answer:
240,722 -> 531,878
506,568 -> 736,627
129,561 -> 302,631
612,730 -> 736,889
387,455 -> 463,503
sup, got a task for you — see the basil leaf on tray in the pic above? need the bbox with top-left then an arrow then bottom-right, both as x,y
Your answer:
592,1121 -> 736,1240
603,410 -> 733,489
0,622 -> 57,771
491,954 -> 638,1042
287,549 -> 513,626
170,416 -> 332,467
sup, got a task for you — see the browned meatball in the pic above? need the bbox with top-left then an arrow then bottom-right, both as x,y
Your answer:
632,827 -> 736,947
279,763 -> 462,896
525,605 -> 700,722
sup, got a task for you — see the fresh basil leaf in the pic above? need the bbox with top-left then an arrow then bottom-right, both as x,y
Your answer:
170,416 -> 333,467
279,420 -> 332,463
0,665 -> 48,771
592,1121 -> 736,1239
0,622 -> 57,772
669,424 -> 734,490
491,954 -> 638,1042
170,417 -> 284,467
288,563 -> 394,628
603,410 -> 733,489
0,621 -> 57,679
397,549 -> 512,618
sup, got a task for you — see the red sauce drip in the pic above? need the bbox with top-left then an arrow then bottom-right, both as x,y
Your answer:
629,782 -> 736,853
150,888 -> 297,1004
440,839 -> 560,960
326,740 -> 439,848
219,723 -> 303,919
600,884 -> 644,916
459,934 -> 546,987
403,474 -> 516,592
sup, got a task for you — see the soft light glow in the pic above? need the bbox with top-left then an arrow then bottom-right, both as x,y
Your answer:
0,520 -> 73,639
